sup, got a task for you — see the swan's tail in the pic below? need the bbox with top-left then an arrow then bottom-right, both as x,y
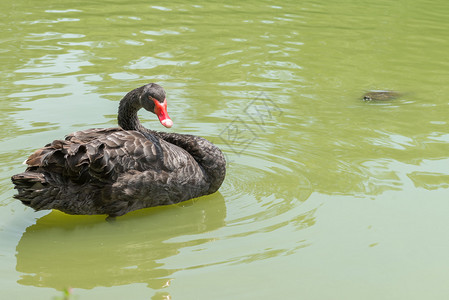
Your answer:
11,171 -> 55,209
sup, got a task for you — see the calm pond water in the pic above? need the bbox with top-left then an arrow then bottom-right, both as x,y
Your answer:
1,0 -> 449,299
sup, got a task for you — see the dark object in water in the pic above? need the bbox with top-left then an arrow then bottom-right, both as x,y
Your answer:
362,90 -> 400,101
11,83 -> 226,219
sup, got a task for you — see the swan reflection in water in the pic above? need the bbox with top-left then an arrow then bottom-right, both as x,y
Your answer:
15,193 -> 226,291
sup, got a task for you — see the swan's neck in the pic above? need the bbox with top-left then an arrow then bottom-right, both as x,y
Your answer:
117,88 -> 146,132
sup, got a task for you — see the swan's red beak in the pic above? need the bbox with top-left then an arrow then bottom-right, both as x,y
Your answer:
153,98 -> 173,128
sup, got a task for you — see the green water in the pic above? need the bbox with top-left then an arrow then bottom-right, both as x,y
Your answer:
1,0 -> 449,299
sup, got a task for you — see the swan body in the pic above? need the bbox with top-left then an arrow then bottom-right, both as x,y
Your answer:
11,83 -> 226,218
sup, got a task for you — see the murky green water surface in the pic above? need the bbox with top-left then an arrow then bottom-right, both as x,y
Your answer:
1,0 -> 449,299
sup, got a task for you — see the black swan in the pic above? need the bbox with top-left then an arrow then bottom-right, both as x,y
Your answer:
11,83 -> 226,218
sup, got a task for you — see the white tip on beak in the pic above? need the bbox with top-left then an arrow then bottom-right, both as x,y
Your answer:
161,119 -> 173,128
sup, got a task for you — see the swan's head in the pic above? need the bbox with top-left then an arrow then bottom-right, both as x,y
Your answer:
141,83 -> 173,128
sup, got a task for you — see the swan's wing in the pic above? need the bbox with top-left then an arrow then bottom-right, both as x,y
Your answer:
24,129 -> 190,184
65,127 -> 123,143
